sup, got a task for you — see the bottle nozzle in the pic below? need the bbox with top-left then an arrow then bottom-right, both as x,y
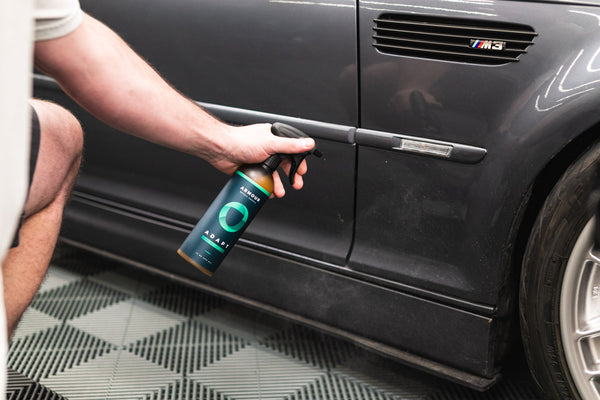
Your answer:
268,123 -> 322,185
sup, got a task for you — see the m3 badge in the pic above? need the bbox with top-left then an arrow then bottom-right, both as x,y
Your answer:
470,39 -> 506,50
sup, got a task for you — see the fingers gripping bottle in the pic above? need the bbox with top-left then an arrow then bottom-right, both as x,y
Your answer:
177,123 -> 322,276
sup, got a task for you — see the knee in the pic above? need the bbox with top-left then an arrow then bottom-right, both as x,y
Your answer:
58,107 -> 83,165
32,99 -> 83,168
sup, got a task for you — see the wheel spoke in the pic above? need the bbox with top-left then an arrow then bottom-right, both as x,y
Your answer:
586,369 -> 600,398
577,331 -> 600,374
589,247 -> 600,264
579,323 -> 600,339
576,258 -> 600,332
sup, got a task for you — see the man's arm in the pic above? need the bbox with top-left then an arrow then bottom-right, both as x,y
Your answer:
34,13 -> 314,196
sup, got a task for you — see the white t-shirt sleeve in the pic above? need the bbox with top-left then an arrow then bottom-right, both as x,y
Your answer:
34,0 -> 83,41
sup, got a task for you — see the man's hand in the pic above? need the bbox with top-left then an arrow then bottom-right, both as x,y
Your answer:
208,123 -> 316,198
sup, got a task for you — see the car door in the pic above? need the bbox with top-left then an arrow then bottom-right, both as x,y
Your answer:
351,0 -> 552,307
49,0 -> 358,267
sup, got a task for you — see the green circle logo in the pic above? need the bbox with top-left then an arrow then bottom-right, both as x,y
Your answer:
218,202 -> 249,233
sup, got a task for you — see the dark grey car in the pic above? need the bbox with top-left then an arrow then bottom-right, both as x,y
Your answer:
34,0 -> 600,398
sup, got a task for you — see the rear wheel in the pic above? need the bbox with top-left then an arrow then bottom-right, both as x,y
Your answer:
520,141 -> 600,400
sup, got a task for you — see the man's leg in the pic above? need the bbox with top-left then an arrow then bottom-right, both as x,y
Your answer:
2,99 -> 83,336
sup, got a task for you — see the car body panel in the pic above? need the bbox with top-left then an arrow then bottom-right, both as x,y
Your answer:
34,0 -> 600,389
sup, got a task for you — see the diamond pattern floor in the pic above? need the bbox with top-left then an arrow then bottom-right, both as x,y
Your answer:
6,245 -> 543,399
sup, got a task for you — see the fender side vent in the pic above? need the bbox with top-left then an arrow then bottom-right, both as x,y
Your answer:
373,14 -> 536,65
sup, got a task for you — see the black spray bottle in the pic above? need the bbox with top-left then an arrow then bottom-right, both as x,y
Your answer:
177,123 -> 322,276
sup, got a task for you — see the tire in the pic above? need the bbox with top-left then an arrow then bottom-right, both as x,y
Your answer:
520,141 -> 600,400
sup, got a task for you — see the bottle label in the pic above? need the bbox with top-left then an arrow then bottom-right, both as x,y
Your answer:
179,171 -> 270,274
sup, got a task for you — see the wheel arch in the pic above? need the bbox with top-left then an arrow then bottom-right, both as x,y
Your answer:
513,122 -> 600,289
486,115 -> 600,376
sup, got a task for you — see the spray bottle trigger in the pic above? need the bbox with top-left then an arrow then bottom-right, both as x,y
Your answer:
270,122 -> 323,185
287,146 -> 324,185
287,152 -> 308,186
